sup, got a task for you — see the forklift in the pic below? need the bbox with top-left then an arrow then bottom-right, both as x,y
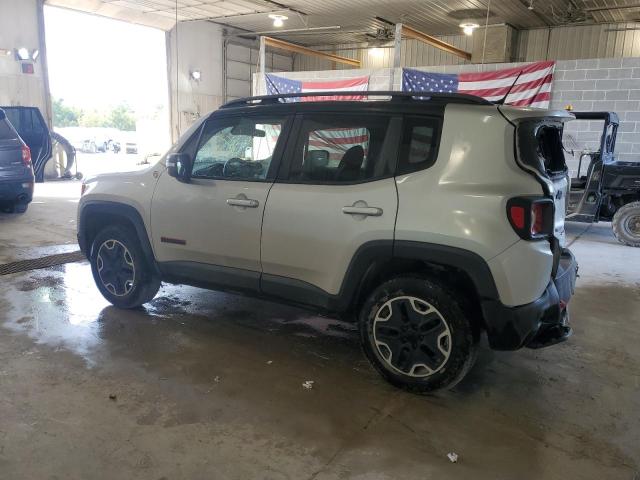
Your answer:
564,111 -> 640,247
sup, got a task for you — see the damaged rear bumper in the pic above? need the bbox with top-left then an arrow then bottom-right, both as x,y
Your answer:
483,248 -> 578,350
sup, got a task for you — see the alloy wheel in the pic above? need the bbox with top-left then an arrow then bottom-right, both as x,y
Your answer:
373,296 -> 452,377
96,239 -> 136,297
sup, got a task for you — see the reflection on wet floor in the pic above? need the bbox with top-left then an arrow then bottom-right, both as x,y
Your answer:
2,261 -> 361,369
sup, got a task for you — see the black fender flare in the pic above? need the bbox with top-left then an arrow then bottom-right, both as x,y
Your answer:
334,240 -> 499,313
78,201 -> 157,272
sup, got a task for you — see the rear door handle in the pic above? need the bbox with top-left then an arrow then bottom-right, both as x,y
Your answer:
342,206 -> 383,216
227,198 -> 259,208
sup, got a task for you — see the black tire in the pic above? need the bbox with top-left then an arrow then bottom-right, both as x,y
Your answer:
13,202 -> 28,214
359,275 -> 478,394
90,225 -> 160,308
612,201 -> 640,247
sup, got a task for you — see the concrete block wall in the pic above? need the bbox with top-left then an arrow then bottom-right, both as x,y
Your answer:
551,57 -> 640,166
253,56 -> 640,168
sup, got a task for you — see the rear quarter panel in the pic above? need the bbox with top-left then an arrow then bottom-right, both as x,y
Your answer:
394,104 -> 550,306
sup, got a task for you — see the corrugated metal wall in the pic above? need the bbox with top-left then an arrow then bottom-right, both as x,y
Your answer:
519,23 -> 640,61
293,22 -> 640,71
293,35 -> 472,71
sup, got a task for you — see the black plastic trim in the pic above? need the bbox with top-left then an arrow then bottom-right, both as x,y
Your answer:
482,248 -> 577,350
260,239 -> 394,312
77,201 -> 157,272
392,240 -> 500,299
159,261 -> 260,294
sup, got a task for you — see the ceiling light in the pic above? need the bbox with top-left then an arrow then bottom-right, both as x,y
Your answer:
31,49 -> 39,61
459,21 -> 479,35
369,47 -> 384,59
16,47 -> 30,61
268,14 -> 288,28
190,70 -> 201,81
0,49 -> 12,57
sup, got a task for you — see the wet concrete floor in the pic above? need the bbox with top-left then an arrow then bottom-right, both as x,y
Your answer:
0,184 -> 639,479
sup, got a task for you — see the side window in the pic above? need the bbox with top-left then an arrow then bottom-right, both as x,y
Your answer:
191,116 -> 286,181
398,116 -> 441,175
287,114 -> 393,184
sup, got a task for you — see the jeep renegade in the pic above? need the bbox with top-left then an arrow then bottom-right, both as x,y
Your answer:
78,92 -> 578,393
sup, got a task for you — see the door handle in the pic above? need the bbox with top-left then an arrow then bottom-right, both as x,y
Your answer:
342,206 -> 383,216
227,198 -> 259,208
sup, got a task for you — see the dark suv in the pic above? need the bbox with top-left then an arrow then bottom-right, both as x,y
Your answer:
0,108 -> 35,213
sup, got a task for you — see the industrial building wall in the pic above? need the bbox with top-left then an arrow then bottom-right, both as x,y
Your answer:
167,21 -> 292,140
293,22 -> 640,71
0,0 -> 50,122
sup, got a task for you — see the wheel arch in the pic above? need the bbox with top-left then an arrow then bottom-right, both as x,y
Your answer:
341,240 -> 498,333
78,201 -> 158,273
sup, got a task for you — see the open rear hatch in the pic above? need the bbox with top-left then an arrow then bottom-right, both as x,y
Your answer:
499,106 -> 574,247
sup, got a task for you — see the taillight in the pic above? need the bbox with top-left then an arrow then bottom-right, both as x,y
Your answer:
507,197 -> 554,240
21,145 -> 31,167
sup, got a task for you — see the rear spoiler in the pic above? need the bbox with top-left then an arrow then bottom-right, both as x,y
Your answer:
498,105 -> 575,124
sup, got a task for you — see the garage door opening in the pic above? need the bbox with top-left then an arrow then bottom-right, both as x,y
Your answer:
44,6 -> 170,179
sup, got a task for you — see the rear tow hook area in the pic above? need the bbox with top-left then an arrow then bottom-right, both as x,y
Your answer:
527,308 -> 573,349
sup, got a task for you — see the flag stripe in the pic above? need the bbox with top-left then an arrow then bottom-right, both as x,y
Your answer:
402,61 -> 555,108
458,61 -> 555,82
458,67 -> 554,92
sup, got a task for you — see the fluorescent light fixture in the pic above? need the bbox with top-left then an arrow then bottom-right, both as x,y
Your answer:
459,21 -> 479,35
268,14 -> 288,28
190,70 -> 201,81
0,48 -> 12,57
31,49 -> 39,61
369,47 -> 384,59
16,47 -> 30,60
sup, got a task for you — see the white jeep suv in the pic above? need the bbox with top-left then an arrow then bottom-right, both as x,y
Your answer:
78,91 -> 578,393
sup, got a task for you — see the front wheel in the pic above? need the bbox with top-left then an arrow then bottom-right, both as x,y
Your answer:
90,225 -> 160,308
612,201 -> 640,247
359,276 -> 477,394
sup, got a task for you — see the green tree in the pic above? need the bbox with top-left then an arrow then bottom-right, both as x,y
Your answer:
109,103 -> 136,131
79,109 -> 109,128
52,97 -> 80,127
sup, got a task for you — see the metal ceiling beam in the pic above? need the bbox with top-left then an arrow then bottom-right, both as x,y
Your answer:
262,36 -> 361,67
400,24 -> 471,61
584,4 -> 640,13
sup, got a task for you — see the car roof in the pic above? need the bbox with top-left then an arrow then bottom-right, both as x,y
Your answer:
217,90 -> 493,116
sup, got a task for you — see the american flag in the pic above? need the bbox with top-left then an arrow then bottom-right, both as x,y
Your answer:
402,61 -> 555,108
266,74 -> 371,162
265,74 -> 369,101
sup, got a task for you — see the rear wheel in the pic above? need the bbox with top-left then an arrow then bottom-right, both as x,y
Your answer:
612,201 -> 640,247
90,225 -> 160,308
359,276 -> 478,394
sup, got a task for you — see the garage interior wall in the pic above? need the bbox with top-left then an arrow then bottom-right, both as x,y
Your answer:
0,0 -> 50,122
294,22 -> 640,71
166,21 -> 293,140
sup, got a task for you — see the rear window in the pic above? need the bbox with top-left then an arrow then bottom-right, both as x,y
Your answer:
2,107 -> 45,138
537,126 -> 566,174
398,116 -> 440,175
0,119 -> 17,140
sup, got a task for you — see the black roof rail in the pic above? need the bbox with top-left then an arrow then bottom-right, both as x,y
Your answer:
220,91 -> 493,109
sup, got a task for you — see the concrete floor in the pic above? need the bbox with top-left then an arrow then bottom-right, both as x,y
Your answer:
0,183 -> 639,479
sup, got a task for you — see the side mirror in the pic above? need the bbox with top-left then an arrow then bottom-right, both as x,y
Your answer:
166,153 -> 192,182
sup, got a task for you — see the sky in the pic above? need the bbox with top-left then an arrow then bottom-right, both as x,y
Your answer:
44,6 -> 169,113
